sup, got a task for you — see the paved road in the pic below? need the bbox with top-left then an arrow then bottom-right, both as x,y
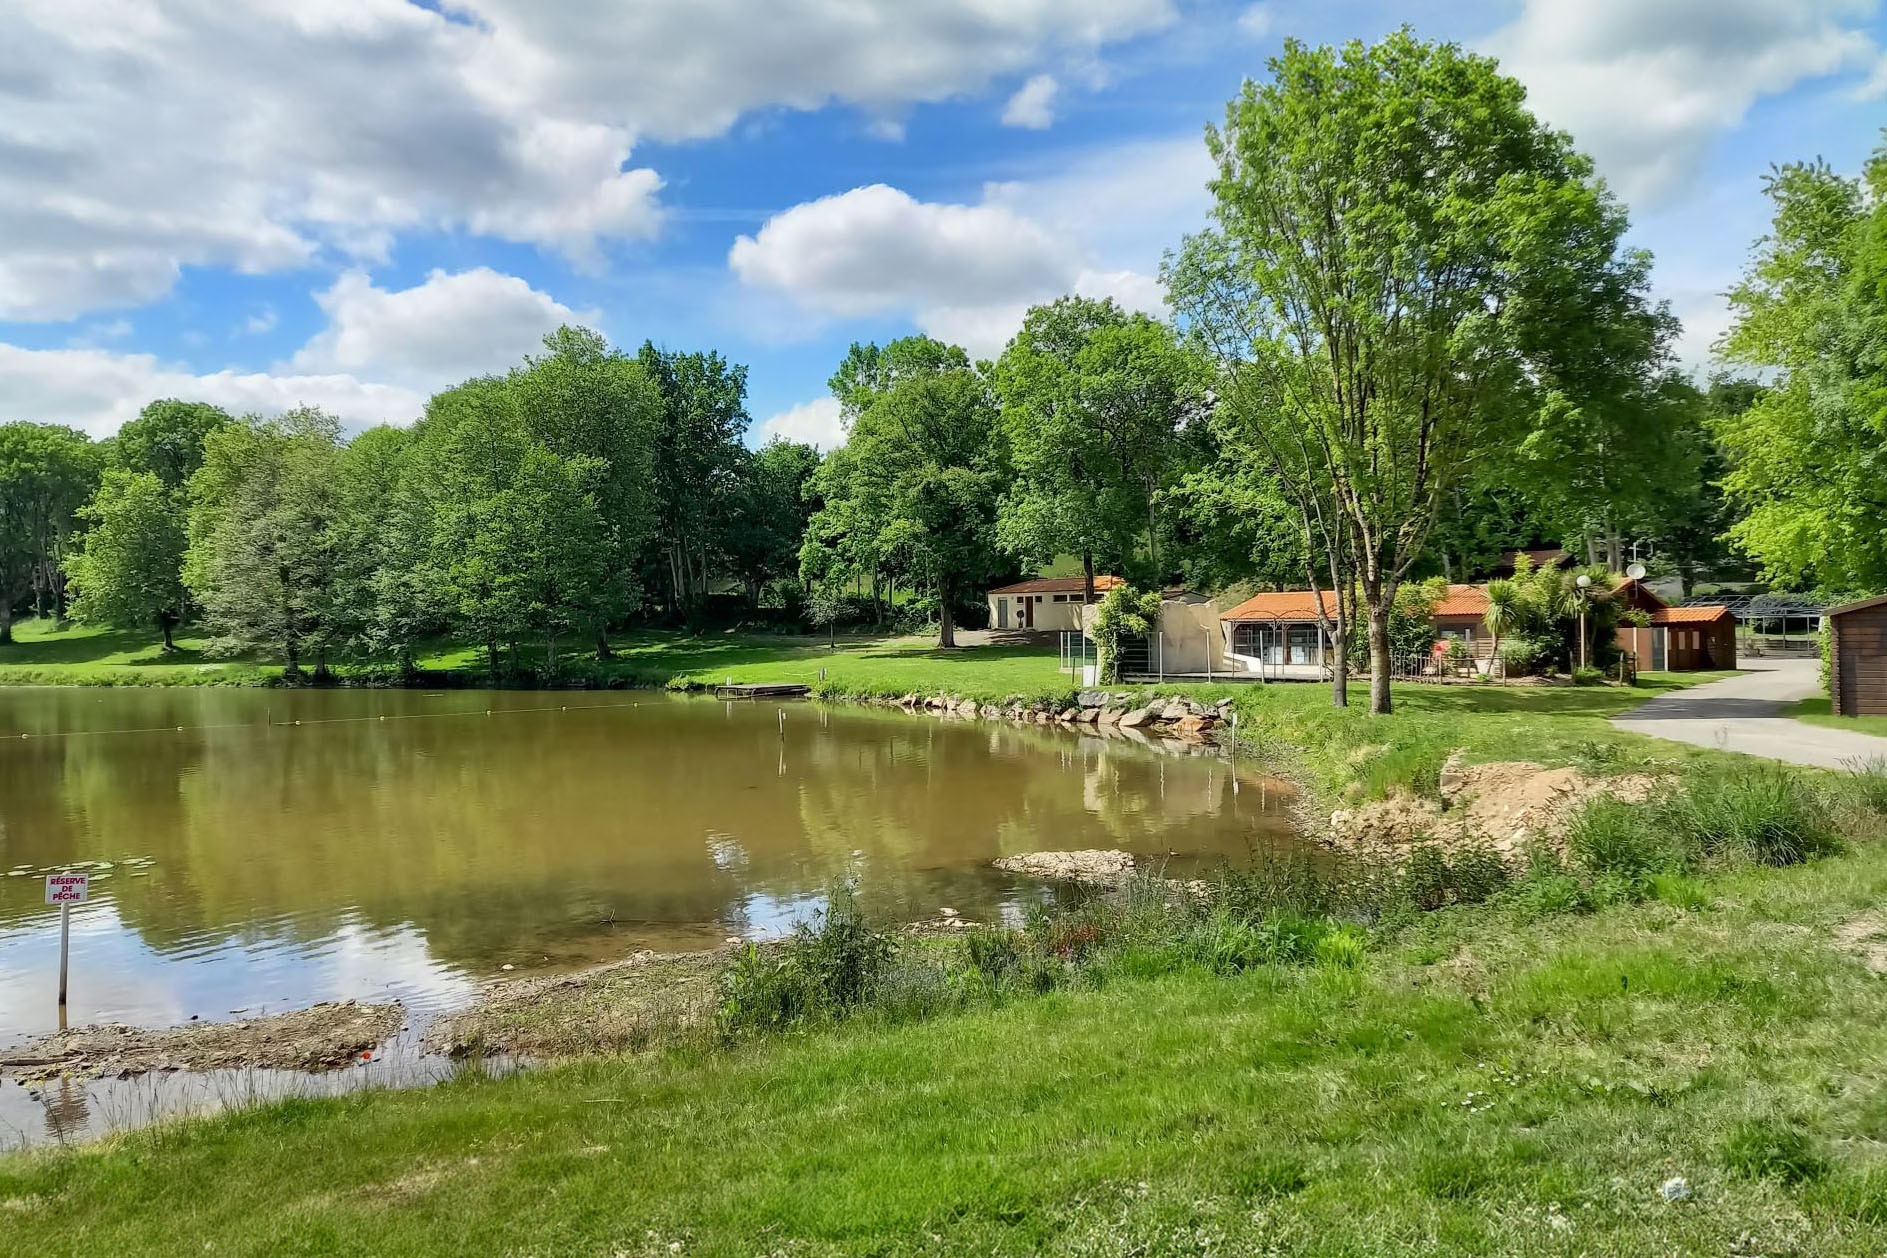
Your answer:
1612,657 -> 1887,769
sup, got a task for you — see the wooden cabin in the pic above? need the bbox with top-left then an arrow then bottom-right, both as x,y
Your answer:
1827,595 -> 1887,717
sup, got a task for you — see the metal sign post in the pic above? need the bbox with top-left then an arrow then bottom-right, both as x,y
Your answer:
45,872 -> 89,1010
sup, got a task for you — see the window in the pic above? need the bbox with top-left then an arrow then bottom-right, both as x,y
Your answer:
1052,594 -> 1069,603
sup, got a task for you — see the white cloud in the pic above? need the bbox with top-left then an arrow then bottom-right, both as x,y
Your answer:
241,309 -> 278,336
1002,74 -> 1060,129
0,342 -> 424,438
758,396 -> 846,450
1486,0 -> 1886,205
729,183 -> 1075,322
0,265 -> 593,435
292,268 -> 595,390
731,135 -> 1210,356
1236,5 -> 1273,40
0,0 -> 1174,320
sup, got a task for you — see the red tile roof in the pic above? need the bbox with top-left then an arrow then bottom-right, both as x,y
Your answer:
1648,605 -> 1733,625
1222,584 -> 1489,622
988,575 -> 1123,596
1219,589 -> 1341,621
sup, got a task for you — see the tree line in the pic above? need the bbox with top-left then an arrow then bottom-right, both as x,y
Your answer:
3,30 -> 1881,702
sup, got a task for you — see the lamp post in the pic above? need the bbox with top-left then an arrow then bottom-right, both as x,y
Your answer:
1575,573 -> 1592,671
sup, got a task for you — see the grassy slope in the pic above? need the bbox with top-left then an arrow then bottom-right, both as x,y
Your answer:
9,842 -> 1887,1256
1795,696 -> 1887,739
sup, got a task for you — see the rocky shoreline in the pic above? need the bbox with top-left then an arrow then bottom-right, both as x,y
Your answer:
867,688 -> 1236,740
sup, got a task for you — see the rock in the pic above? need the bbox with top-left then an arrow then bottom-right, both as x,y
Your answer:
1077,708 -> 1100,723
1077,689 -> 1109,708
1438,749 -> 1469,805
1118,707 -> 1152,729
979,704 -> 1002,719
1174,714 -> 1216,735
1097,708 -> 1123,725
1058,708 -> 1078,722
1158,698 -> 1191,722
993,849 -> 1135,886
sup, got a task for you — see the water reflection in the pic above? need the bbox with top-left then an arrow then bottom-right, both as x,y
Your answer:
0,689 -> 1298,1045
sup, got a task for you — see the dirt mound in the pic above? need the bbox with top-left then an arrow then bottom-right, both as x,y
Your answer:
1835,915 -> 1887,975
1329,755 -> 1659,859
993,850 -> 1135,886
1,1001 -> 404,1083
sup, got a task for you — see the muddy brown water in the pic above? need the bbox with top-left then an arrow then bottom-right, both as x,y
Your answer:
0,687 -> 1298,1145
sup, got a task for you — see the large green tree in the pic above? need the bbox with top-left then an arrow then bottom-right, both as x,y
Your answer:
113,399 -> 234,490
802,338 -> 1006,647
724,439 -> 822,605
1168,31 -> 1670,712
65,470 -> 189,649
0,422 -> 99,639
990,296 -> 1203,597
638,343 -> 750,623
184,409 -> 346,674
1715,145 -> 1887,589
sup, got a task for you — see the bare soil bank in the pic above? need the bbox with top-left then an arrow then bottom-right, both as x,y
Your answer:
1,1001 -> 404,1084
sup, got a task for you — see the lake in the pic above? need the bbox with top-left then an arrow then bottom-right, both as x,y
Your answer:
0,687 -> 1297,1109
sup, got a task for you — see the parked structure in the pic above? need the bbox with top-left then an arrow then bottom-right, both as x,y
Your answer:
1827,595 -> 1887,716
1613,579 -> 1738,671
986,575 -> 1121,633
1218,585 -> 1492,675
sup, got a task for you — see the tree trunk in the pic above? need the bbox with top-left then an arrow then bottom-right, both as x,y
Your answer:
595,628 -> 612,661
159,614 -> 176,653
0,596 -> 12,645
938,580 -> 956,648
1082,550 -> 1095,604
284,641 -> 300,678
1144,487 -> 1161,583
488,637 -> 501,684
1366,600 -> 1394,716
546,635 -> 557,674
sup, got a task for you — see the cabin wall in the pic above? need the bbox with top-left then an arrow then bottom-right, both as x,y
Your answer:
1831,605 -> 1887,716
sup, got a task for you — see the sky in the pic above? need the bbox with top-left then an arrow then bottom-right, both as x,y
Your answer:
1,0 -> 1883,451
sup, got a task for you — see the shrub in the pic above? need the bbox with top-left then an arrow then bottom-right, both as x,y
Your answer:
1497,636 -> 1547,676
1314,924 -> 1367,969
1395,845 -> 1507,911
1673,765 -> 1839,866
1571,665 -> 1605,686
716,884 -> 895,1036
965,926 -> 1020,981
1508,854 -> 1592,919
1836,758 -> 1887,819
1722,1117 -> 1828,1185
869,958 -> 967,1024
1567,796 -> 1691,881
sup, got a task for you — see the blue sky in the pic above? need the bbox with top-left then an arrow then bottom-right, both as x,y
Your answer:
2,0 -> 1883,448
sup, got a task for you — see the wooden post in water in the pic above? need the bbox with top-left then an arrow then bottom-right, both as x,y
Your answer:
57,901 -> 70,1011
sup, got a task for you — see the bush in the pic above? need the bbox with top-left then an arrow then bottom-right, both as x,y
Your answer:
1497,636 -> 1548,676
1836,758 -> 1887,819
965,926 -> 1020,981
1571,665 -> 1605,686
717,884 -> 895,1037
1567,796 -> 1691,881
1395,845 -> 1509,912
1673,765 -> 1839,866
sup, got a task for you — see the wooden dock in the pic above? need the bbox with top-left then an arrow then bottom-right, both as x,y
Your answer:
713,682 -> 811,698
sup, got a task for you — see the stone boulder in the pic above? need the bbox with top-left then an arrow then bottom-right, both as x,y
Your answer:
1118,707 -> 1153,729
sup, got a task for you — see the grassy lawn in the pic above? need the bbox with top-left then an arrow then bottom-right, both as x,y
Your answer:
9,837 -> 1887,1256
1794,696 -> 1887,739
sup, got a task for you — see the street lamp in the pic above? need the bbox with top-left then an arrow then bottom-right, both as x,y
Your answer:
1574,573 -> 1592,671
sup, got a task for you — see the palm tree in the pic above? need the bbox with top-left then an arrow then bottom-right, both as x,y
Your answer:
1482,578 -> 1517,678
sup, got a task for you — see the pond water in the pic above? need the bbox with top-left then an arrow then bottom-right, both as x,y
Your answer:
0,687 -> 1298,1142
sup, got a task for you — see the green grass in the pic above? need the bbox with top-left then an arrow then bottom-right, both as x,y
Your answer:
1794,696 -> 1887,739
11,834 -> 1887,1255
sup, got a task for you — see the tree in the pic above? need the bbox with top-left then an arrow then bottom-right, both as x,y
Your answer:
1168,30 -> 1670,713
114,399 -> 234,491
724,440 -> 821,605
1715,146 -> 1887,589
0,423 -> 99,640
65,470 -> 188,650
638,343 -> 750,624
991,297 -> 1203,597
513,328 -> 661,653
184,410 -> 345,675
802,337 -> 1006,647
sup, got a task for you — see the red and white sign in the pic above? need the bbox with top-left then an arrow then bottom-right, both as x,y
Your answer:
45,873 -> 88,905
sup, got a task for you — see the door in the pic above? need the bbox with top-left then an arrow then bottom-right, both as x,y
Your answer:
1021,597 -> 1034,629
1651,627 -> 1667,671
997,598 -> 1009,629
